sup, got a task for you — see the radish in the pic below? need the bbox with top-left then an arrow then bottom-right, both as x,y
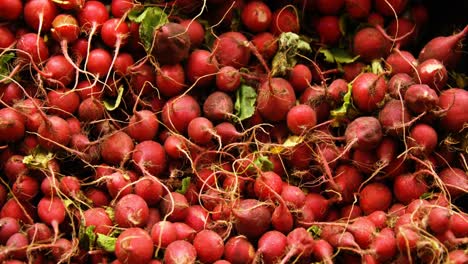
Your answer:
254,171 -> 283,201
272,202 -> 294,233
179,19 -> 205,49
224,236 -> 255,264
153,22 -> 191,65
173,222 -> 196,242
393,173 -> 428,204
215,122 -> 242,145
279,227 -> 315,264
251,32 -> 278,60
126,110 -> 159,142
404,84 -> 438,114
164,240 -> 197,264
414,58 -> 447,91
345,116 -> 383,151
216,66 -> 241,92
83,207 -> 113,235
347,217 -> 376,248
184,205 -> 210,232
386,51 -> 418,75
439,168 -> 467,199
51,238 -> 74,262
241,1 -> 272,33
257,78 -> 296,121
281,185 -> 306,209
0,83 -> 22,106
387,73 -> 414,98
193,230 -> 224,263
156,64 -> 186,97
47,88 -> 80,117
370,227 -> 397,261
378,99 -> 412,137
115,228 -> 153,264
418,25 -> 468,68
344,0 -> 371,19
386,18 -> 416,48
0,26 -> 14,49
359,182 -> 393,215
113,53 -> 134,76
255,230 -> 287,264
186,49 -> 218,87
0,0 -> 22,21
23,0 -> 58,32
288,64 -> 312,93
0,108 -> 25,143
448,250 -> 468,264
317,0 -> 344,15
160,192 -> 189,222
130,63 -> 156,96
270,6 -> 300,35
286,104 -> 317,135
134,176 -> 163,206
340,204 -> 363,219
213,32 -> 251,69
408,123 -> 438,155
6,232 -> 28,260
450,213 -> 468,238
16,33 -> 49,64
100,131 -> 134,165
37,115 -> 71,151
316,15 -> 342,46
151,221 -> 177,249
78,1 -> 109,33
12,175 -> 39,201
313,239 -> 334,264
438,88 -> 468,132
26,223 -> 52,242
353,27 -> 391,62
37,196 -> 66,239
78,97 -> 105,122
111,0 -> 134,18
85,48 -> 113,78
0,217 -> 20,244
132,140 -> 167,177
101,18 -> 130,48
427,207 -> 451,234
375,0 -> 408,16
115,193 -> 149,228
351,73 -> 387,112
203,91 -> 234,121
162,94 -> 201,133
233,199 -> 272,239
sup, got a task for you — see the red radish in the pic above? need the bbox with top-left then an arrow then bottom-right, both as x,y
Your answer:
280,227 -> 315,263
187,117 -> 214,145
396,226 -> 420,252
0,199 -> 35,224
101,18 -> 130,48
83,208 -> 113,235
106,171 -> 133,199
251,32 -> 278,60
313,239 -> 334,264
78,98 -> 105,122
418,25 -> 468,68
215,122 -> 242,145
344,0 -> 371,19
162,94 -> 201,133
404,84 -> 438,114
427,207 -> 450,234
376,137 -> 398,165
86,48 -> 112,78
414,58 -> 447,91
254,171 -> 283,200
0,108 -> 25,143
37,196 -> 66,237
386,51 -> 418,75
16,33 -> 49,64
156,64 -> 186,97
26,223 -> 52,243
160,192 -> 189,222
126,110 -> 159,142
343,62 -> 366,82
347,217 -> 376,248
367,12 -> 385,27
184,205 -> 210,232
186,49 -> 218,87
351,73 -> 387,112
257,78 -> 296,121
448,250 -> 468,264
134,176 -> 163,206
47,88 -> 80,117
78,1 -> 109,33
450,213 -> 468,238
393,173 -> 428,204
378,99 -> 412,136
203,91 -> 234,121
164,134 -> 188,159
438,88 -> 468,132
101,131 -> 134,165
12,175 -> 39,201
288,64 -> 312,93
241,1 -> 272,33
85,188 -> 110,207
408,123 -> 438,155
151,221 -> 177,248
6,232 -> 28,260
50,15 -> 80,43
317,0 -> 344,15
164,240 -> 197,264
115,228 -> 153,264
179,19 -> 205,49
0,83 -> 22,106
271,202 -> 293,233
213,32 -> 251,69
375,0 -> 408,16
173,222 -> 196,242
111,0 -> 134,18
233,199 -> 272,239
326,231 -> 359,248
439,168 -> 467,198
37,115 -> 71,151
353,27 -> 391,62
224,236 -> 255,264
76,80 -> 104,100
281,185 -> 306,209
3,155 -> 28,182
113,53 -> 134,76
286,104 -> 317,135
216,66 -> 241,92
270,6 -> 300,35
23,0 -> 58,32
193,230 -> 224,263
130,63 -> 155,96
153,22 -> 191,65
345,116 -> 383,151
256,230 -> 287,264
0,0 -> 22,21
0,217 -> 20,244
50,238 -> 74,262
386,18 -> 416,48
316,15 -> 342,46
132,140 -> 167,176
115,193 -> 149,228
371,227 -> 397,261
359,183 -> 393,215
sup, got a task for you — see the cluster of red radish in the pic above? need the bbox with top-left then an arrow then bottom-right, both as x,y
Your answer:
0,0 -> 467,263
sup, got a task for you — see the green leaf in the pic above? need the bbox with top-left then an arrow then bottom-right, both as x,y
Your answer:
234,84 -> 257,121
271,32 -> 311,76
371,59 -> 385,75
79,225 -> 96,250
420,192 -> 434,200
128,7 -> 169,51
176,177 -> 191,194
103,86 -> 124,111
22,148 -> 54,170
319,48 -> 359,65
96,234 -> 117,253
330,82 -> 353,122
253,155 -> 274,172
339,15 -> 348,36
307,225 -> 322,238
0,52 -> 15,81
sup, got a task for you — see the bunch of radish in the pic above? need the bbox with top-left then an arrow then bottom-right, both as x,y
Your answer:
0,0 -> 467,263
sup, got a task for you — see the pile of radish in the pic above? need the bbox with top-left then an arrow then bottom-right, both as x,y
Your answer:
0,0 -> 467,263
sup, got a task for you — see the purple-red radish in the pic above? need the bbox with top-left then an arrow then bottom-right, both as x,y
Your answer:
378,99 -> 412,136
408,123 -> 438,155
344,0 -> 371,19
216,66 -> 241,92
164,240 -> 197,264
193,230 -> 224,263
115,228 -> 153,264
233,199 -> 272,239
83,208 -> 113,235
414,58 -> 447,91
439,168 -> 467,198
241,1 -> 272,33
270,6 -> 300,35
115,193 -> 149,228
162,94 -> 201,133
160,192 -> 190,222
359,183 -> 393,215
351,73 -> 387,112
256,230 -> 287,264
257,78 -> 296,121
156,64 -> 186,97
179,19 -> 205,49
0,108 -> 25,143
438,88 -> 468,132
203,91 -> 234,121
153,22 -> 191,65
345,116 -> 383,151
101,131 -> 134,165
393,173 -> 428,204
404,84 -> 438,114
126,110 -> 159,142
224,236 -> 255,264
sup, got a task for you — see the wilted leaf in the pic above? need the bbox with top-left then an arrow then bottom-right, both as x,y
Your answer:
96,234 -> 117,252
271,32 -> 311,76
176,177 -> 191,194
235,84 -> 257,121
103,86 -> 124,111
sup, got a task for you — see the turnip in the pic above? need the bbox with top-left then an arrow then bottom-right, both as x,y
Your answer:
345,116 -> 383,151
233,199 -> 272,239
438,88 -> 468,132
153,22 -> 191,65
257,78 -> 296,121
224,236 -> 255,264
115,193 -> 149,228
193,230 -> 224,263
351,73 -> 387,112
115,228 -> 154,264
164,240 -> 197,264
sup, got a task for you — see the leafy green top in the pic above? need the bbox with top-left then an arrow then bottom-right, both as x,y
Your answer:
128,7 -> 169,51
